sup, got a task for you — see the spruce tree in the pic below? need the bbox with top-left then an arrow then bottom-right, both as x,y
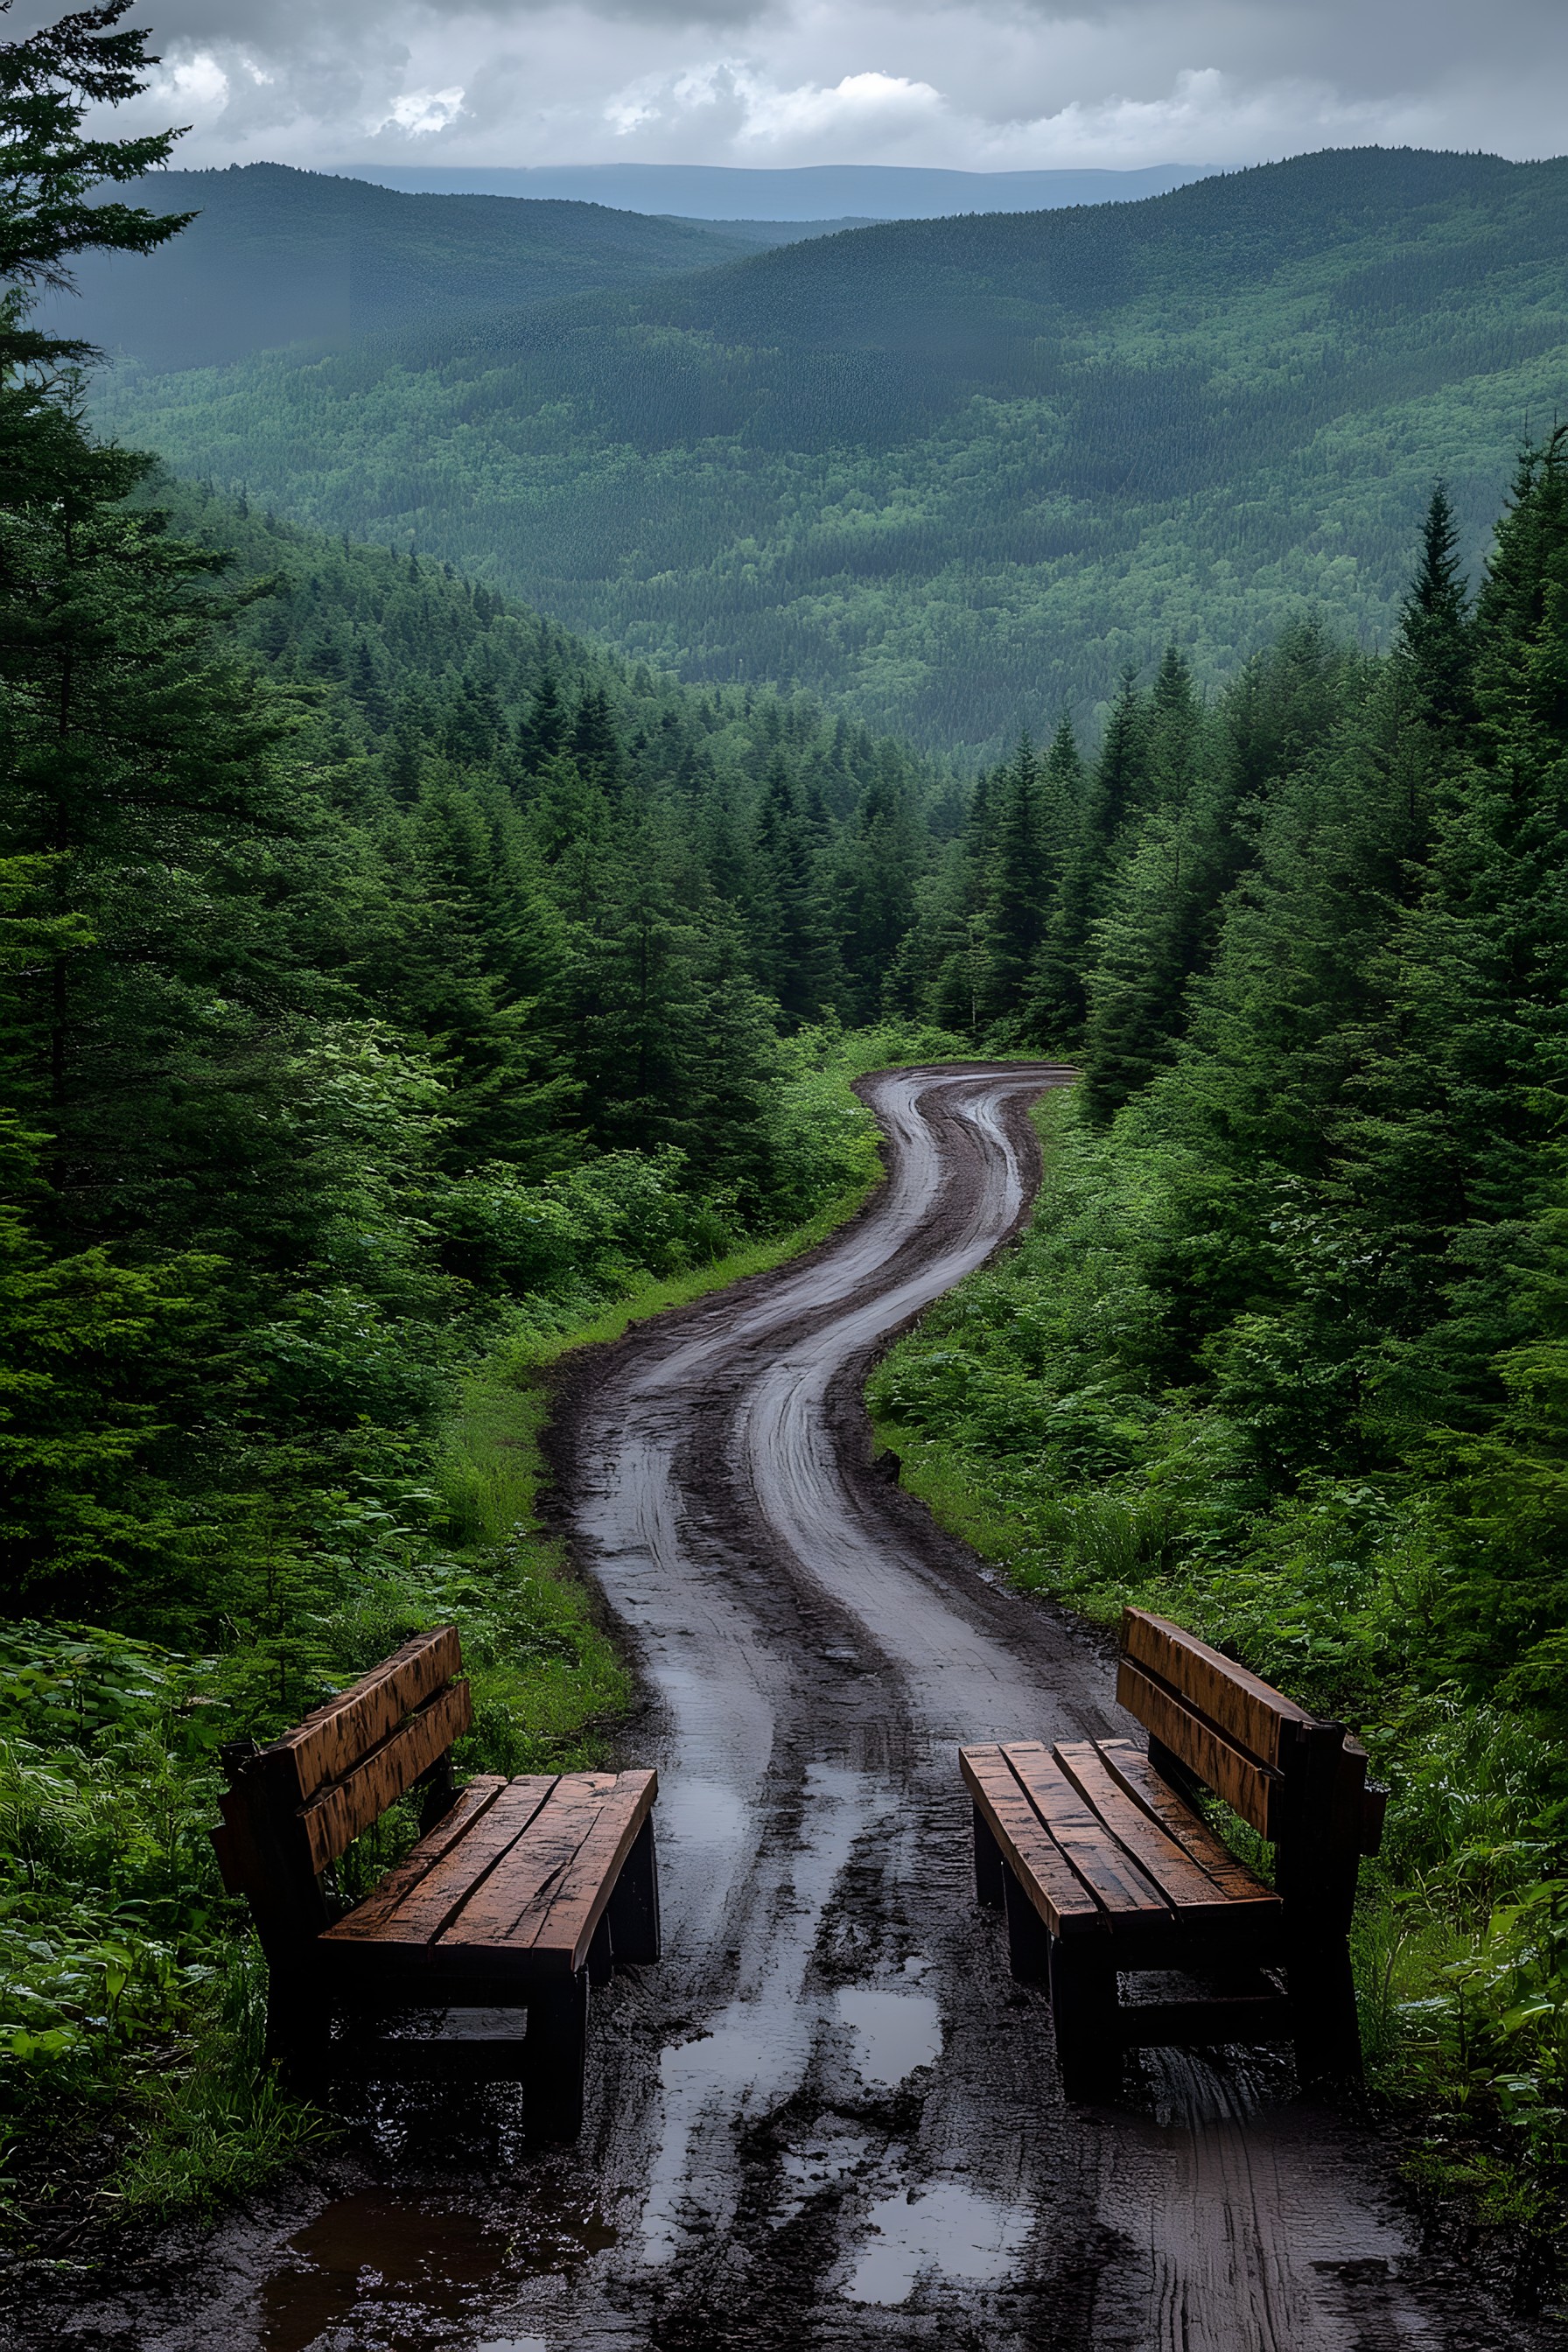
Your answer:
748,761 -> 839,1026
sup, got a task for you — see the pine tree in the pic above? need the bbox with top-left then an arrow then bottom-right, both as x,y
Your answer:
747,761 -> 839,1026
1030,678 -> 1147,1042
1344,431 -> 1568,1424
1399,481 -> 1474,734
978,733 -> 1047,1031
515,668 -> 568,776
831,761 -> 923,1024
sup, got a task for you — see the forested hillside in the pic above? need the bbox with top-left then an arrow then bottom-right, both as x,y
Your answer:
42,164 -> 795,370
91,146 -> 1568,752
874,463 -> 1568,2250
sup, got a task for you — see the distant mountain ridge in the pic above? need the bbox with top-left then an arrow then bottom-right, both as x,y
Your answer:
337,161 -> 1215,220
45,164 -> 840,371
90,145 -> 1568,752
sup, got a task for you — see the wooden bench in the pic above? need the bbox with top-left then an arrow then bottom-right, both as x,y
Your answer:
962,1607 -> 1385,2100
210,1627 -> 659,2139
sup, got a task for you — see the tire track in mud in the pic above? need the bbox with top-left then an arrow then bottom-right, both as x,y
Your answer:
32,1062 -> 1533,2352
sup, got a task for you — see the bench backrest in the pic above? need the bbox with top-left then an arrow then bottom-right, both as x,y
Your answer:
211,1627 -> 472,1955
1116,1608 -> 1383,1919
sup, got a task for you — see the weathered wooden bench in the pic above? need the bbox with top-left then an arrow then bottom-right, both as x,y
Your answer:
962,1606 -> 1385,2100
210,1626 -> 659,2138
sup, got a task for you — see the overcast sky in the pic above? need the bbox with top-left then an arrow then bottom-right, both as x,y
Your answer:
47,1 -> 1568,174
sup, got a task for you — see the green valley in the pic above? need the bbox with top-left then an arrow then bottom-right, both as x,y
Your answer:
89,146 -> 1568,753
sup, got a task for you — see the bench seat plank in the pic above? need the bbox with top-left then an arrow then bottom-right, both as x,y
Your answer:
1050,1742 -> 1257,1919
437,1773 -> 626,1950
1003,1744 -> 1174,1922
506,1769 -> 658,1970
324,1774 -> 557,1945
960,1746 -> 1103,1936
1095,1740 -> 1281,1908
320,1768 -> 660,1982
326,1775 -> 508,1937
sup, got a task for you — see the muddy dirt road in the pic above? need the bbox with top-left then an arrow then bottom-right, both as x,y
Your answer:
38,1063 -> 1530,2352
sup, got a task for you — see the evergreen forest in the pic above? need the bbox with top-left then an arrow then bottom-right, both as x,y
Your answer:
3,0 -> 1568,2299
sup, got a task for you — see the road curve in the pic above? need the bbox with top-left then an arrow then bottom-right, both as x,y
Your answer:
46,1063 -> 1495,2352
533,1063 -> 1460,2351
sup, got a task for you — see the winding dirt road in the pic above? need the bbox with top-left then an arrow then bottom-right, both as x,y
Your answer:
527,1062 -> 1474,2349
40,1062 -> 1522,2352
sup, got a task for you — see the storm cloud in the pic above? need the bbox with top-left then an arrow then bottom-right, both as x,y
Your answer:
21,0 -> 1568,173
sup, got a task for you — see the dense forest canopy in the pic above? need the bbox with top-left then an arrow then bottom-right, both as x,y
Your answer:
85,145 -> 1568,753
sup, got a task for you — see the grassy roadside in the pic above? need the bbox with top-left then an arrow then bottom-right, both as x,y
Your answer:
866,1088 -> 1568,2306
0,1021 -> 966,2255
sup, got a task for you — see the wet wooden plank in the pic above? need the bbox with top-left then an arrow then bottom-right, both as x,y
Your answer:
368,1774 -> 561,1942
1095,1740 -> 1280,1905
959,1746 -> 1103,1937
1050,1741 -> 1251,1917
1120,1608 -> 1312,1768
1002,1744 -> 1172,1922
437,1773 -> 623,1949
297,1682 -> 473,1875
512,1770 -> 658,1970
264,1628 -> 462,1804
1115,1661 -> 1283,1838
322,1775 -> 513,1941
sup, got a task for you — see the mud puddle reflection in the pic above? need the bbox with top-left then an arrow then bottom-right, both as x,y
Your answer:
257,2188 -> 614,2352
640,1760 -> 895,2264
841,2180 -> 1033,2306
834,1982 -> 942,2088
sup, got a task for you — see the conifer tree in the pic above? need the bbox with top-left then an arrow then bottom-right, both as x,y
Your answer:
747,761 -> 839,1026
1030,677 -> 1147,1041
977,733 -> 1050,1032
831,762 -> 922,1023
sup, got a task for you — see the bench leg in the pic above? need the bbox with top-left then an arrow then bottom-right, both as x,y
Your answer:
587,1909 -> 615,1988
606,1816 -> 661,1964
1002,1864 -> 1052,1984
1049,1939 -> 1122,2102
972,1803 -> 1006,1909
265,1968 -> 330,2090
523,1970 -> 590,2143
1289,1936 -> 1362,2090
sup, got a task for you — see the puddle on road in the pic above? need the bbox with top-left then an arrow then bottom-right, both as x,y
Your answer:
257,2188 -> 615,2351
835,1985 -> 942,2088
640,1761 -> 897,2264
841,2181 -> 1032,2306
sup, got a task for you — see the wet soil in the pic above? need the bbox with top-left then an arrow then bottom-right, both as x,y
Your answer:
16,1064 -> 1560,2352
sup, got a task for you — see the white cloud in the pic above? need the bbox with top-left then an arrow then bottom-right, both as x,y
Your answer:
603,59 -> 946,158
376,84 -> 467,136
734,68 -> 945,150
